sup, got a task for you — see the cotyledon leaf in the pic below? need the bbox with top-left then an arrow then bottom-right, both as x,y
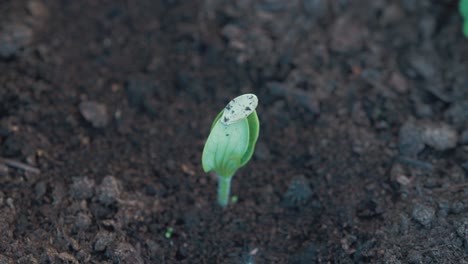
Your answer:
239,110 -> 259,167
202,117 -> 250,178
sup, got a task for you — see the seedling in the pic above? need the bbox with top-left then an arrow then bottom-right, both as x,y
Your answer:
165,227 -> 174,239
202,94 -> 260,207
231,195 -> 239,203
461,0 -> 468,38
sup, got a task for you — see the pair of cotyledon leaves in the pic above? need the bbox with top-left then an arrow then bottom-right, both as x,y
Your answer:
202,94 -> 260,178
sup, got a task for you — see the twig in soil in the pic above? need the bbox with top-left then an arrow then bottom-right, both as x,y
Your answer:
0,157 -> 41,174
398,156 -> 433,171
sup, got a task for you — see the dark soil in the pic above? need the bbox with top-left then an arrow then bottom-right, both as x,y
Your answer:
1,0 -> 468,263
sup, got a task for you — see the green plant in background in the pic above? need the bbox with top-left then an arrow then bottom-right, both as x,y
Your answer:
202,94 -> 260,207
461,0 -> 468,38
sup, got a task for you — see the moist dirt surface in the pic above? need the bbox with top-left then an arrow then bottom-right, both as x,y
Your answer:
1,0 -> 468,263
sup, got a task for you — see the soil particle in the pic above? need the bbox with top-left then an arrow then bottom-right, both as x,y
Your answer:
456,220 -> 468,249
125,77 -> 156,113
461,130 -> 468,144
356,198 -> 383,219
0,255 -> 12,264
303,0 -> 327,18
283,175 -> 312,207
97,175 -> 121,206
94,231 -> 114,252
407,53 -> 437,80
17,255 -> 38,264
253,141 -> 271,160
0,23 -> 33,58
2,133 -> 28,157
70,176 -> 95,200
289,243 -> 318,264
437,200 -> 450,218
73,212 -> 92,231
414,102 -> 434,118
51,182 -> 66,205
79,101 -> 110,128
329,14 -> 367,53
422,123 -> 458,151
398,121 -> 425,156
419,15 -> 436,39
27,0 -> 49,19
57,252 -> 78,263
267,82 -> 320,114
444,100 -> 468,127
34,180 -> 47,200
382,252 -> 402,264
106,242 -> 144,264
406,250 -> 423,264
411,203 -> 435,229
380,3 -> 404,26
388,71 -> 409,94
451,202 -> 465,215
0,163 -> 8,176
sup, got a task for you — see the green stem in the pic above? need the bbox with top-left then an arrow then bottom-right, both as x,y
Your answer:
217,175 -> 232,207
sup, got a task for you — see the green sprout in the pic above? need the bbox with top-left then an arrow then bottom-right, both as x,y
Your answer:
202,94 -> 260,207
165,227 -> 174,239
461,0 -> 468,38
231,195 -> 238,204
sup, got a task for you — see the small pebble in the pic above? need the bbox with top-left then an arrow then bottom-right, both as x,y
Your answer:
5,197 -> 14,208
0,23 -> 33,58
450,201 -> 464,215
17,255 -> 38,264
411,203 -> 435,229
52,183 -> 66,205
57,252 -> 78,263
79,101 -> 109,128
74,212 -> 92,230
422,123 -> 458,151
94,231 -> 114,252
398,121 -> 425,156
389,71 -> 408,94
34,181 -> 47,200
108,243 -> 144,264
70,176 -> 95,199
27,0 -> 49,19
97,175 -> 121,205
